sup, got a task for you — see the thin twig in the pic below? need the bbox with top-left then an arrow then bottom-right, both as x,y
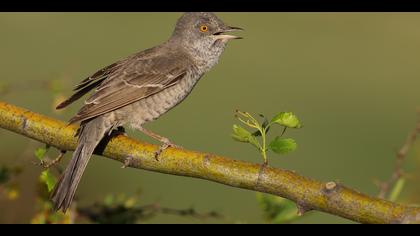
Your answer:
77,202 -> 221,223
377,112 -> 420,199
138,203 -> 222,220
40,150 -> 67,169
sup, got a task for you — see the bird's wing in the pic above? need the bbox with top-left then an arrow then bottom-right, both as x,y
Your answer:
56,62 -> 122,110
68,52 -> 190,124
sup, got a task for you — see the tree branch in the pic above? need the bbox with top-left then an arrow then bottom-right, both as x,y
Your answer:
0,101 -> 419,224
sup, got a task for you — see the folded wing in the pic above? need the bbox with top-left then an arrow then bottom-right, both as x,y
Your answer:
66,51 -> 190,124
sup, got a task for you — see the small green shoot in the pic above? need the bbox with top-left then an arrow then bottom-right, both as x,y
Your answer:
232,110 -> 302,164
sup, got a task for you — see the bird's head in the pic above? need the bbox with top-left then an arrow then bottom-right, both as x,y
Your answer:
171,12 -> 243,50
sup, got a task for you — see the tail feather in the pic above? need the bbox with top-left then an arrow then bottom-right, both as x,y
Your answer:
51,118 -> 110,212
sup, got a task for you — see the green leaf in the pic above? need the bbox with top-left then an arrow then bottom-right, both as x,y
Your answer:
269,137 -> 297,155
388,178 -> 405,202
256,193 -> 300,224
271,112 -> 302,129
34,147 -> 48,161
40,170 -> 57,192
232,124 -> 253,143
232,124 -> 260,149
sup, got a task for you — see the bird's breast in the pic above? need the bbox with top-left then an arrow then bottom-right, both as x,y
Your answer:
127,71 -> 201,125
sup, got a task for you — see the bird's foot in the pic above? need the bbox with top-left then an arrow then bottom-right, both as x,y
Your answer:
154,138 -> 183,161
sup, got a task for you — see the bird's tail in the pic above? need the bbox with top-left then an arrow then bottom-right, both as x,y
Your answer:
51,117 -> 110,213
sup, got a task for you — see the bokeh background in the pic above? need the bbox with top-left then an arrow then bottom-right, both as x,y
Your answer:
0,12 -> 419,223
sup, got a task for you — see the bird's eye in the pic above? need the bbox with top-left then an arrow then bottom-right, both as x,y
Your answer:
199,25 -> 208,32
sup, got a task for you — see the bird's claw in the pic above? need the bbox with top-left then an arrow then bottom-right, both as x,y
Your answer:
154,139 -> 182,161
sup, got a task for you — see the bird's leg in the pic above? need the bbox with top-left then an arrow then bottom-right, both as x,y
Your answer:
136,126 -> 182,160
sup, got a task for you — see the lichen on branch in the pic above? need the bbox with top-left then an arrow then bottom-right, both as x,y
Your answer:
0,101 -> 419,224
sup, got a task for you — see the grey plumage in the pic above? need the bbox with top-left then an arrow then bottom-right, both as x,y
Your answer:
51,117 -> 109,210
51,12 -> 242,212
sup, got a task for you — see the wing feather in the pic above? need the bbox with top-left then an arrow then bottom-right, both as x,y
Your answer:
56,62 -> 122,109
67,50 -> 191,123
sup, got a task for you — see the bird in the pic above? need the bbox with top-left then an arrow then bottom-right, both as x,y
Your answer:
51,12 -> 243,212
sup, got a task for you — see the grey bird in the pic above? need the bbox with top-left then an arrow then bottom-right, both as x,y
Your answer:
51,12 -> 243,212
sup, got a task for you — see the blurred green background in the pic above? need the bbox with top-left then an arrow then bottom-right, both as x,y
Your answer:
0,13 -> 419,223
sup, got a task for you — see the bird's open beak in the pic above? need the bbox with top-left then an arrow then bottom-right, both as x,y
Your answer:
213,26 -> 244,40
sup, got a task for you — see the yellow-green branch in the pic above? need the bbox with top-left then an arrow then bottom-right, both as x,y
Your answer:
0,101 -> 419,224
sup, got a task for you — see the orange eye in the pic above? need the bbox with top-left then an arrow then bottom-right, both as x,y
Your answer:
200,25 -> 208,32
